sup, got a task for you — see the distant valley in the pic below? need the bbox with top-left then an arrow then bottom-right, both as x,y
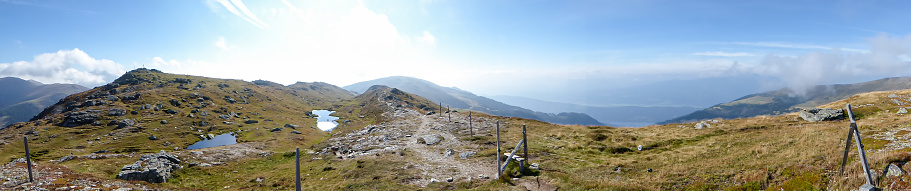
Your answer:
490,95 -> 699,127
0,77 -> 87,128
664,77 -> 911,124
343,76 -> 604,126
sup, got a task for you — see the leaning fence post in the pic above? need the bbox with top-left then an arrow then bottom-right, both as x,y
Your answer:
439,102 -> 442,117
496,121 -> 501,179
24,136 -> 33,182
295,147 -> 301,191
448,105 -> 451,122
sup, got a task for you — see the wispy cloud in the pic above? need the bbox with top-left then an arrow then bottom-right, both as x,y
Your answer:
214,37 -> 235,50
692,51 -> 755,57
0,49 -> 125,87
730,41 -> 867,53
214,0 -> 268,28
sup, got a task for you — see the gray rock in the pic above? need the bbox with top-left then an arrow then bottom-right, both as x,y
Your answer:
799,108 -> 844,122
61,110 -> 100,127
478,174 -> 489,179
446,177 -> 454,182
459,151 -> 476,159
108,108 -> 127,116
430,178 -> 440,183
694,121 -> 710,129
117,150 -> 182,183
284,124 -> 300,129
244,120 -> 259,124
160,120 -> 168,124
57,155 -> 76,163
885,163 -> 905,177
889,94 -> 900,98
165,109 -> 178,114
444,148 -> 453,157
169,99 -> 181,107
270,127 -> 282,132
899,108 -> 908,114
148,135 -> 158,140
291,130 -> 302,134
893,99 -> 904,106
418,135 -> 442,145
117,119 -> 137,129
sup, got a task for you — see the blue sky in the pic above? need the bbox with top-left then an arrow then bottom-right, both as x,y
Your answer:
2,0 -> 911,102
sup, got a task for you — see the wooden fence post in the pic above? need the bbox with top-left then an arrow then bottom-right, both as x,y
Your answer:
24,136 -> 33,182
469,111 -> 473,136
496,121 -> 501,179
448,105 -> 451,122
523,124 -> 528,167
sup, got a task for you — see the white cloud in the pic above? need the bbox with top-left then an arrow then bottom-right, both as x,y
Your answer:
692,51 -> 755,57
214,37 -> 234,50
731,41 -> 867,53
0,48 -> 125,87
417,30 -> 436,46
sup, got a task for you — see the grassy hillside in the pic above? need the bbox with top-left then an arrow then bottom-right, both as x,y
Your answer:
344,76 -> 603,126
5,70 -> 911,190
664,77 -> 911,124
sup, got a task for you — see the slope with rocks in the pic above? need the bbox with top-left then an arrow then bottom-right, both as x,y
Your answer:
0,77 -> 88,128
344,76 -> 603,126
664,77 -> 911,124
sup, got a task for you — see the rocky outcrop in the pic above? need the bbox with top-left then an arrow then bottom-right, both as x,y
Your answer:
799,108 -> 844,122
117,151 -> 182,183
61,110 -> 100,127
417,135 -> 442,145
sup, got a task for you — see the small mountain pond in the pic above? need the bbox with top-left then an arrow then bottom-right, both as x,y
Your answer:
186,133 -> 237,150
313,110 -> 339,131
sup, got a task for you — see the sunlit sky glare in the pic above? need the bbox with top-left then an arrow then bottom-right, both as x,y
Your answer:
2,0 -> 911,98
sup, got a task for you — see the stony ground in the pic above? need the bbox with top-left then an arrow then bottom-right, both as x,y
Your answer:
0,157 -> 165,190
319,101 -> 506,187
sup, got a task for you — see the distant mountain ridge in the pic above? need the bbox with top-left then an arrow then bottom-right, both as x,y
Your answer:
344,76 -> 603,126
0,77 -> 88,127
663,77 -> 911,124
490,95 -> 699,127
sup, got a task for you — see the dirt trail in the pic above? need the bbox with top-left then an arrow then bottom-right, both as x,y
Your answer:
403,114 -> 495,186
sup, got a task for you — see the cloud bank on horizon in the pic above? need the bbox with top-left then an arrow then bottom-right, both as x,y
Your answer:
1,0 -> 911,97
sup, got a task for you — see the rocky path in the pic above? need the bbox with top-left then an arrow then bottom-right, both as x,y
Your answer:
0,158 -> 167,190
318,106 -> 499,187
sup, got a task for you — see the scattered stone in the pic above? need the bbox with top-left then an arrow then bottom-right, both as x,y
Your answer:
478,174 -> 489,179
284,124 -> 300,129
426,111 -> 435,115
117,150 -> 182,183
446,177 -> 454,182
108,108 -> 127,116
244,120 -> 259,124
430,178 -> 440,183
459,151 -> 476,159
799,108 -> 844,122
530,163 -> 540,170
160,120 -> 168,124
885,163 -> 905,177
443,148 -> 453,157
898,108 -> 908,114
148,135 -> 158,140
131,110 -> 139,115
889,94 -> 900,98
291,130 -> 302,134
117,119 -> 137,129
169,99 -> 181,107
270,128 -> 282,132
694,121 -> 710,129
417,135 -> 442,145
57,155 -> 76,163
165,109 -> 178,114
892,99 -> 904,106
61,110 -> 100,127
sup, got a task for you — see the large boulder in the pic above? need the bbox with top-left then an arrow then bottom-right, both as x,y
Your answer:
799,108 -> 844,122
61,110 -> 100,127
117,150 -> 182,183
417,135 -> 442,145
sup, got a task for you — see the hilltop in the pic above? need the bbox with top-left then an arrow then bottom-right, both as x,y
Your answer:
663,77 -> 911,124
344,76 -> 604,126
0,77 -> 87,128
